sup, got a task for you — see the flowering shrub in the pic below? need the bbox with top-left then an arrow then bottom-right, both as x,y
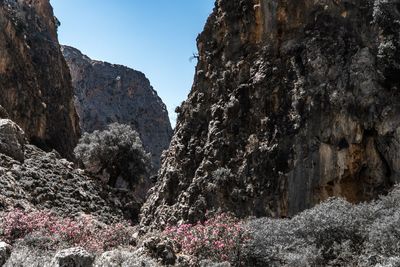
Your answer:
0,209 -> 135,252
164,213 -> 248,264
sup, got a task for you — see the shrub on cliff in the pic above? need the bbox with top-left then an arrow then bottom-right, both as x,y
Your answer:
74,123 -> 151,188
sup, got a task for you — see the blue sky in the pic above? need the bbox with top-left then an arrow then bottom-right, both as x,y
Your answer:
51,0 -> 215,126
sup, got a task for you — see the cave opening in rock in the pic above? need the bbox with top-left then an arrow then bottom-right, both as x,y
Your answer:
337,138 -> 349,150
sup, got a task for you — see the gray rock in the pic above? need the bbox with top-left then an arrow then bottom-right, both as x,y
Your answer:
0,119 -> 25,162
94,249 -> 160,267
0,242 -> 11,266
143,236 -> 176,265
51,247 -> 94,267
4,247 -> 160,267
4,247 -> 52,267
199,260 -> 231,267
0,106 -> 9,119
140,0 -> 400,228
61,45 -> 173,170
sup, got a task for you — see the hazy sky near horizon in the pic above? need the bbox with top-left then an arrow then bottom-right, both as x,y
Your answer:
51,0 -> 215,127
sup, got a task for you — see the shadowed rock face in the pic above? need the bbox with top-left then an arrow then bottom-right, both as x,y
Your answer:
0,0 -> 80,160
141,0 -> 400,228
61,46 -> 173,169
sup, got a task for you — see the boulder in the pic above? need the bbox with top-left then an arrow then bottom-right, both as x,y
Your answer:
199,260 -> 231,267
143,236 -> 176,265
0,242 -> 11,266
94,249 -> 160,267
0,106 -> 8,119
0,119 -> 25,161
51,247 -> 94,267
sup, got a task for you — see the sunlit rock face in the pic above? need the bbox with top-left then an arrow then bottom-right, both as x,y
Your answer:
62,45 -> 173,169
0,0 -> 80,159
141,0 -> 400,228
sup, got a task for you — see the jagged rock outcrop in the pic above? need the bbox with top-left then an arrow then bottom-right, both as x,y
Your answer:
141,0 -> 400,227
61,45 -> 173,169
0,119 -> 25,162
0,0 -> 80,159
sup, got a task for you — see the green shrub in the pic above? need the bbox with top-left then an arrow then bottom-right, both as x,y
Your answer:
74,123 -> 151,189
244,185 -> 400,266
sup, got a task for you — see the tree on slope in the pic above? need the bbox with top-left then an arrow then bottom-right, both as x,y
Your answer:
74,123 -> 151,189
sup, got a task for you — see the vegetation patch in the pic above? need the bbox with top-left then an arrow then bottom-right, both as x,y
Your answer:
164,213 -> 249,265
0,209 -> 136,252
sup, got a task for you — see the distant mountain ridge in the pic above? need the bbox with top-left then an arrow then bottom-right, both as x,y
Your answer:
62,45 -> 173,169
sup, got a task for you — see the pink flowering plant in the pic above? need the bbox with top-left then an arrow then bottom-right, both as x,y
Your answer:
0,209 -> 135,252
164,213 -> 249,263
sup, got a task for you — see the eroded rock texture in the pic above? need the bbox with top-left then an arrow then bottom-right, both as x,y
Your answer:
0,120 -> 141,223
62,46 -> 173,169
141,0 -> 400,227
0,0 -> 80,159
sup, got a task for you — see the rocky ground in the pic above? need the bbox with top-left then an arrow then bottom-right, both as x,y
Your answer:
2,246 -> 160,267
0,238 -> 232,267
4,184 -> 400,266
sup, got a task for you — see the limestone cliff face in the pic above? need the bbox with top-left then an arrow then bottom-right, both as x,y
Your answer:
61,46 -> 173,169
0,0 -> 80,159
141,0 -> 400,227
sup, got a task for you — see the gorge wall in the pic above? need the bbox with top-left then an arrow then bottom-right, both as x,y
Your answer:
141,0 -> 400,227
0,0 -> 80,159
62,46 -> 173,169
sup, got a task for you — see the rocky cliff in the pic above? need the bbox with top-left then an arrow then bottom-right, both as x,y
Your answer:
141,0 -> 400,227
0,0 -> 80,159
61,46 -> 173,169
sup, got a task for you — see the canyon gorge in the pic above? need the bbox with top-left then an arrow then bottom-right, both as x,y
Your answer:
0,0 -> 399,266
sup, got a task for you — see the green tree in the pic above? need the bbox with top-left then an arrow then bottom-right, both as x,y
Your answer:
74,123 -> 151,188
